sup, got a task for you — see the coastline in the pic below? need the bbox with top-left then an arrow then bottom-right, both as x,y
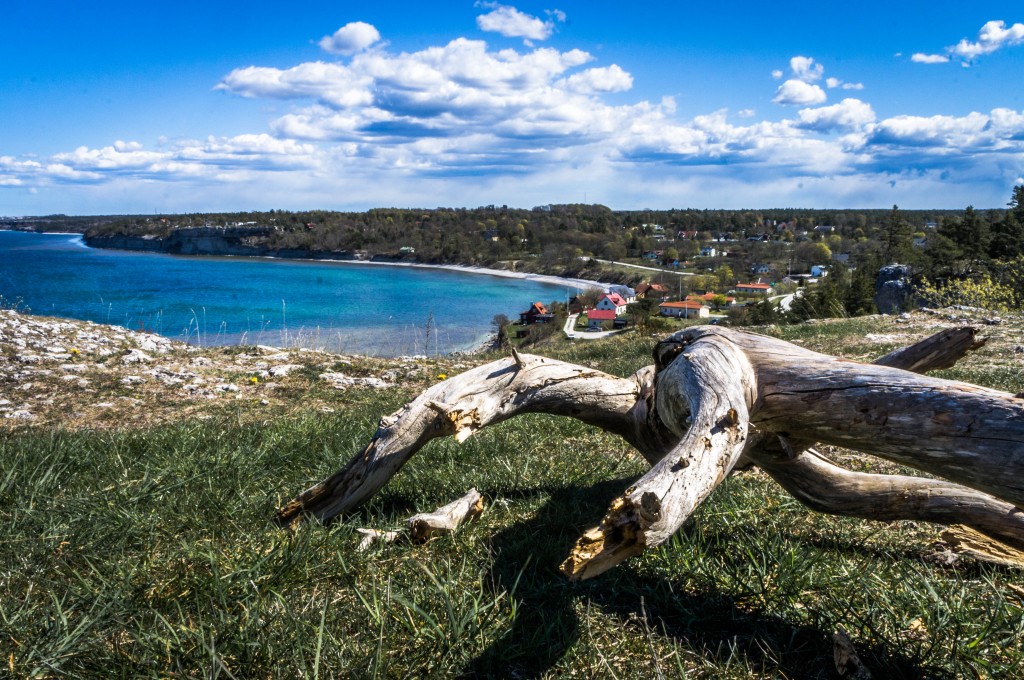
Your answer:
1,230 -> 611,357
305,257 -> 609,292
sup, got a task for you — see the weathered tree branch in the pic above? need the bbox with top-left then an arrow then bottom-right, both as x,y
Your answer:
278,323 -> 1024,581
562,326 -> 1023,578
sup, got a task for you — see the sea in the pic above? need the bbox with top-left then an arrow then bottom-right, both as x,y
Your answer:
0,230 -> 577,356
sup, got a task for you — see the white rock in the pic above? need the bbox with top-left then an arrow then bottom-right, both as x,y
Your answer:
122,349 -> 153,364
269,364 -> 303,377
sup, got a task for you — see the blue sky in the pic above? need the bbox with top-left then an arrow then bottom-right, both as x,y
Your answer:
2,1 -> 1022,214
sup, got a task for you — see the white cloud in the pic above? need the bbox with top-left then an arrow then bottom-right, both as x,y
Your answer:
562,64 -> 633,93
771,69 -> 783,79
952,20 -> 1024,60
911,53 -> 950,64
6,16 -> 1024,213
796,99 -> 876,132
773,79 -> 827,106
913,20 -> 1024,66
476,4 -> 561,41
826,77 -> 864,90
789,56 -> 824,82
318,22 -> 381,55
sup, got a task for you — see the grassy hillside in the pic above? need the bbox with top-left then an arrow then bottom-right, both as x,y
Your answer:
2,310 -> 1023,678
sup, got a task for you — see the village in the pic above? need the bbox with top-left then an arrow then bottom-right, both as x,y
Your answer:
514,266 -> 811,340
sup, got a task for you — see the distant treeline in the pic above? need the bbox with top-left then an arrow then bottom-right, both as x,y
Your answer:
4,195 -> 1022,296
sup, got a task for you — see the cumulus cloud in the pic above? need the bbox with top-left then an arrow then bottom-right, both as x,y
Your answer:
796,99 -> 876,132
953,20 -> 1024,60
913,20 -> 1024,66
911,53 -> 950,64
476,4 -> 563,42
773,79 -> 827,106
562,64 -> 633,93
6,16 -> 1024,212
319,22 -> 381,55
789,56 -> 824,82
826,77 -> 864,90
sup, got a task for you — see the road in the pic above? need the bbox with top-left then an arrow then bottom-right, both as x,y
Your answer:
587,258 -> 695,277
563,313 -> 629,340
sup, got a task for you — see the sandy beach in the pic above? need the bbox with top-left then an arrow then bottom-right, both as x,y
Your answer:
318,257 -> 609,292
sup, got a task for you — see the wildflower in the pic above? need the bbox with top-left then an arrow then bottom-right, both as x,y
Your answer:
70,348 -> 80,357
249,376 -> 259,385
437,373 -> 448,380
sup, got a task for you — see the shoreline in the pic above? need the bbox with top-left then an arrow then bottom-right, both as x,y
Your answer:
11,230 -> 611,293
302,257 -> 609,292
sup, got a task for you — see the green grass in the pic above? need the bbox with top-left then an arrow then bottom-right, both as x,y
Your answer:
3,319 -> 1024,677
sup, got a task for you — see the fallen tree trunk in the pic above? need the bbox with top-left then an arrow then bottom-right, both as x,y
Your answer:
279,325 -> 1024,580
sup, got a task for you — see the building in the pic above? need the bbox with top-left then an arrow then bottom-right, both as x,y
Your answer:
688,292 -> 735,308
586,308 -> 617,328
700,246 -> 717,257
736,282 -> 774,295
659,300 -> 709,318
519,302 -> 555,324
595,293 -> 629,315
635,283 -> 669,300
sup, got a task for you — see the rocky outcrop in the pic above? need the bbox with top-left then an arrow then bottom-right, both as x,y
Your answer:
874,263 -> 912,314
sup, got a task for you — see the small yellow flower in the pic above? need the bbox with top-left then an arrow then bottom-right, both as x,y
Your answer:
437,373 -> 448,380
70,348 -> 80,356
249,376 -> 259,384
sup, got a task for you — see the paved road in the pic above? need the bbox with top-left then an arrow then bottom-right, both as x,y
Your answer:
563,313 -> 629,340
770,289 -> 802,311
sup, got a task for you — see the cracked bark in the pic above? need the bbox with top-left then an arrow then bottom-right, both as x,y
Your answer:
278,325 -> 1024,580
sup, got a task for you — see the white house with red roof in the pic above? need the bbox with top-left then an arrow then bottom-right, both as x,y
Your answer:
595,293 -> 629,315
658,300 -> 709,318
735,282 -> 774,295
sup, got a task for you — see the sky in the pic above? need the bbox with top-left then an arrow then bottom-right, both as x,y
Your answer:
1,1 -> 1023,215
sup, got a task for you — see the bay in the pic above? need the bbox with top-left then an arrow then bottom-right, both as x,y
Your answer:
0,230 -> 576,356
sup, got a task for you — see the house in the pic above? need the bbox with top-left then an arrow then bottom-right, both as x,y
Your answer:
688,292 -> 735,308
635,283 -> 669,300
586,308 -> 617,328
607,285 -> 636,302
813,225 -> 836,234
810,265 -> 829,277
642,250 -> 663,260
700,246 -> 717,257
399,246 -> 416,254
595,293 -> 629,315
736,282 -> 774,295
519,302 -> 555,324
659,300 -> 709,318
750,263 -> 772,275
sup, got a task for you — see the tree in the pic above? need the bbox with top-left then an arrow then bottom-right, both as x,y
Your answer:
278,327 -> 1024,582
492,314 -> 510,349
882,205 -> 914,264
990,186 -> 1024,260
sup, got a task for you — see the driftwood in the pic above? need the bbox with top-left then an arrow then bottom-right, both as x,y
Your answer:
408,488 -> 485,542
354,489 -> 485,550
279,325 -> 1024,580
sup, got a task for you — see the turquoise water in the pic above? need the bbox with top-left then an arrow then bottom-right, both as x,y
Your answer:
0,231 -> 574,356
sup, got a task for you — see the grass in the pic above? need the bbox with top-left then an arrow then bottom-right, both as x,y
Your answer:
2,313 -> 1024,677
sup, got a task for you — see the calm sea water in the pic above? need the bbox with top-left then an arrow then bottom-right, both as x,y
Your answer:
0,231 -> 574,356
